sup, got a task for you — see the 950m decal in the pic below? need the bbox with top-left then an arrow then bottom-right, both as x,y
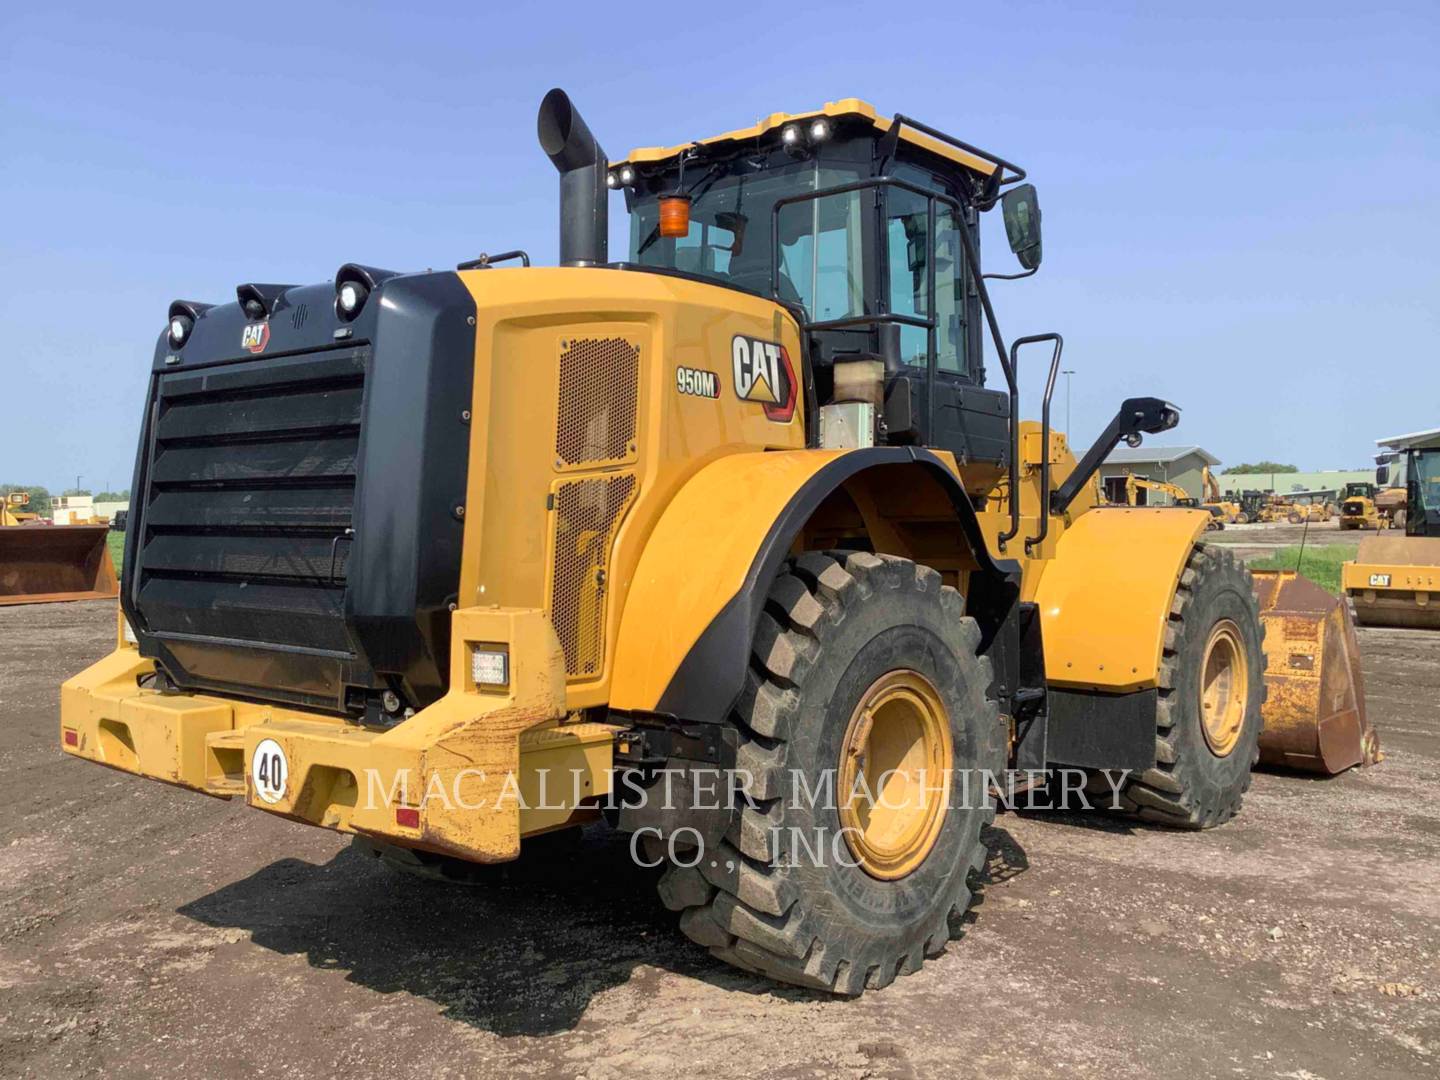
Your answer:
676,366 -> 720,399
732,334 -> 797,423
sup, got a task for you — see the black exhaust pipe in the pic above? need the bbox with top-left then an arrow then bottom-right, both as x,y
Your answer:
537,88 -> 608,267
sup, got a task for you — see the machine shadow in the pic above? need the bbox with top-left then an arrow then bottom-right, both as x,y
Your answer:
978,822 -> 1031,887
178,823 -> 823,1037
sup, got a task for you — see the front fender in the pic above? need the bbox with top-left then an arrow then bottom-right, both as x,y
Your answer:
609,447 -> 1013,723
1034,507 -> 1209,691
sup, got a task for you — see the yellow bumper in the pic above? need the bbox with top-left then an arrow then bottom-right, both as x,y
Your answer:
1342,560 -> 1439,596
59,608 -> 618,862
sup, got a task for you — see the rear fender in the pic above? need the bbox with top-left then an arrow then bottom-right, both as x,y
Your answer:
609,447 -> 1019,724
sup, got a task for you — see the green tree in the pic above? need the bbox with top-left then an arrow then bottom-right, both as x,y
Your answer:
94,489 -> 131,502
1221,462 -> 1299,475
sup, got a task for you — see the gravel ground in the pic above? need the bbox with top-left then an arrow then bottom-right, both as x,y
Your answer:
1206,516 -> 1358,560
1,598 -> 1436,1079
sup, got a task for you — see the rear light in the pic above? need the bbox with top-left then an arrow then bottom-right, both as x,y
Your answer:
395,806 -> 420,829
168,315 -> 193,349
470,646 -> 509,689
337,280 -> 368,319
63,728 -> 78,747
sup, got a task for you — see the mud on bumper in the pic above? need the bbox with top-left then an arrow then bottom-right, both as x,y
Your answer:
59,609 -> 619,862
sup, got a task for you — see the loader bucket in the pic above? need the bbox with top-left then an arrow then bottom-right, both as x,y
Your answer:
1344,534 -> 1440,630
0,525 -> 119,605
1250,569 -> 1379,775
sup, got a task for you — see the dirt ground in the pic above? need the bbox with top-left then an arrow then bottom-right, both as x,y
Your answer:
1206,517 -> 1358,562
2,590 -> 1436,1079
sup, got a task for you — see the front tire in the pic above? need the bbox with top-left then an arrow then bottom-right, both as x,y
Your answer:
657,551 -> 1001,995
1112,545 -> 1265,829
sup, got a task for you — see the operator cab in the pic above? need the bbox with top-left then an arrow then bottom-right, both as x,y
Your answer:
1404,447 -> 1440,537
610,100 -> 1042,466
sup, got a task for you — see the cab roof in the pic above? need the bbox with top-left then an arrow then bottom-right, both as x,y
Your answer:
615,98 -> 1002,178
1378,427 -> 1440,451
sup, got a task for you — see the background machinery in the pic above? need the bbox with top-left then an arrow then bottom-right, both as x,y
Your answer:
1202,467 -> 1243,524
1,490 -> 118,606
58,91 -> 1373,995
1344,429 -> 1440,629
1111,475 -> 1222,529
1374,450 -> 1410,527
1340,482 -> 1383,531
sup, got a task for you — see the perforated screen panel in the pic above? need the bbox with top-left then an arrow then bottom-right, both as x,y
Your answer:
556,337 -> 639,469
549,473 -> 638,678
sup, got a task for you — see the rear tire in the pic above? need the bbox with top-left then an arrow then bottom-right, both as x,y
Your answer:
657,551 -> 1001,994
1107,545 -> 1265,829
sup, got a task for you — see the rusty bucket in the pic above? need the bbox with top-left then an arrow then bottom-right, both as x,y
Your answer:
0,524 -> 119,605
1251,570 -> 1380,775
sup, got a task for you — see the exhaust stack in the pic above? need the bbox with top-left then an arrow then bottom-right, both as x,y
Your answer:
537,88 -> 608,267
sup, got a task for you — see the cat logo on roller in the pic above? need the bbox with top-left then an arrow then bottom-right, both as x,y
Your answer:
731,334 -> 797,423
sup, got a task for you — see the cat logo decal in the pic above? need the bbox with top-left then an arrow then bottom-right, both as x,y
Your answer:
731,335 -> 796,423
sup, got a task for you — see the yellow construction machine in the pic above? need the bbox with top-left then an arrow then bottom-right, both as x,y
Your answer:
1373,450 -> 1410,527
1,490 -> 118,605
1339,482 -> 1383,531
1283,494 -> 1332,525
1344,429 -> 1440,629
1201,467 -> 1243,523
1112,475 -> 1222,529
58,91 -> 1375,995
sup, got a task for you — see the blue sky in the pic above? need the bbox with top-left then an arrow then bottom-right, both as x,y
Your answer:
3,1 -> 1436,491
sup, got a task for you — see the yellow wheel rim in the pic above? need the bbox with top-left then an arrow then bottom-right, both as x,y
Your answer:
838,670 -> 953,881
1199,620 -> 1248,757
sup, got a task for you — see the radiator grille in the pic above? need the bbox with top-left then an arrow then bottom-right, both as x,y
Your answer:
136,348 -> 366,653
549,473 -> 637,677
555,337 -> 639,468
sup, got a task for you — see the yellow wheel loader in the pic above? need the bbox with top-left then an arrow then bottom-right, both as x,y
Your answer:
1343,429 -> 1440,629
1339,482 -> 1383,531
1,490 -> 118,605
59,91 -> 1374,995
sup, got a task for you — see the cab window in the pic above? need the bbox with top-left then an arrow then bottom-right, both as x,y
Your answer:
885,167 -> 967,375
776,184 -> 865,322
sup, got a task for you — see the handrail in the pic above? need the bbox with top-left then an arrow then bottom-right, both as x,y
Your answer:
1009,334 -> 1063,553
456,249 -> 531,271
888,114 -> 1028,189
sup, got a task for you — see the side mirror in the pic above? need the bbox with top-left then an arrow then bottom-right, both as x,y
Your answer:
1001,183 -> 1042,270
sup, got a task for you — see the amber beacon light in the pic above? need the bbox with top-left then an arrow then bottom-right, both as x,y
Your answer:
658,194 -> 691,238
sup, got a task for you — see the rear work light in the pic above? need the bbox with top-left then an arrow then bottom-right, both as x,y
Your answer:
168,315 -> 193,349
337,280 -> 369,319
470,646 -> 509,690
